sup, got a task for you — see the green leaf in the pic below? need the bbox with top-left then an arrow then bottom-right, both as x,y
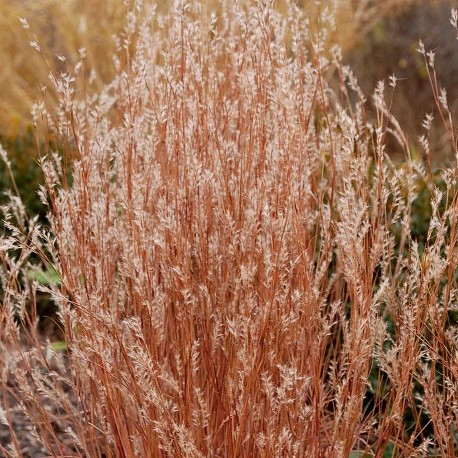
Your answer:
50,340 -> 67,352
27,266 -> 60,285
349,452 -> 372,458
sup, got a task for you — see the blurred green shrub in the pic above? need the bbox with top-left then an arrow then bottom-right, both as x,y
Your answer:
0,128 -> 46,222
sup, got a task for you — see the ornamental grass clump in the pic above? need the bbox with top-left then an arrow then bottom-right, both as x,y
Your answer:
2,0 -> 458,456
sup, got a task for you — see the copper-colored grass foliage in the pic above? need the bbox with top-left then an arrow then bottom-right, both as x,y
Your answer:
1,0 -> 458,456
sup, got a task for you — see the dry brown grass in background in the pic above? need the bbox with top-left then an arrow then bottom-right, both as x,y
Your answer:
0,0 -> 127,137
1,0 -> 458,456
0,0 -> 410,138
